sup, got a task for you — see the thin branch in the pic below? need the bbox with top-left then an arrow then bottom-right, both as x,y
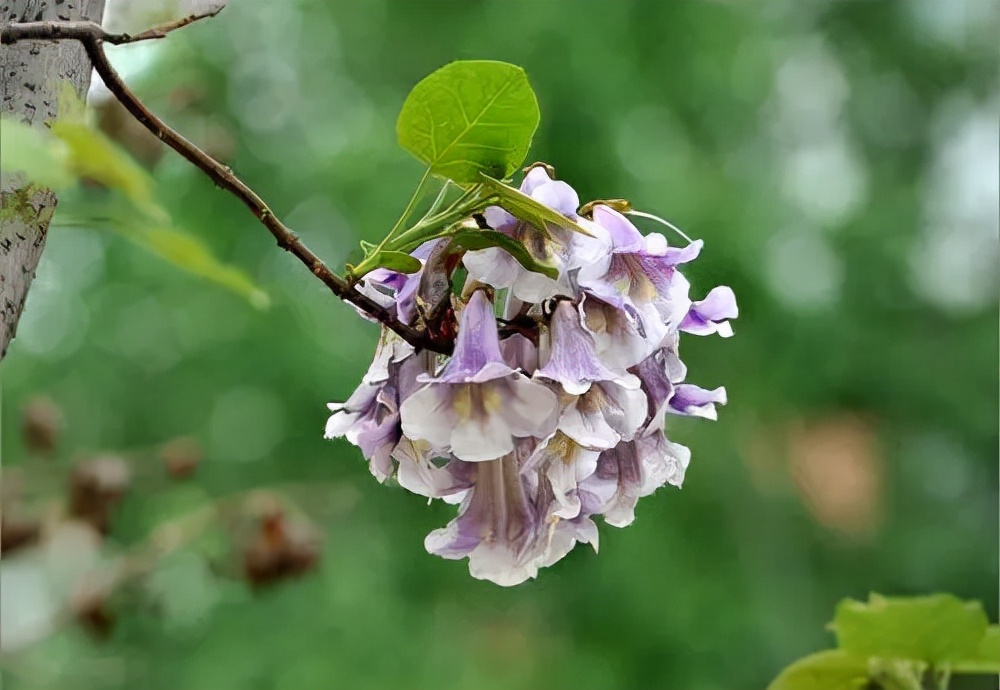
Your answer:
0,8 -> 221,46
1,20 -> 451,354
128,7 -> 226,42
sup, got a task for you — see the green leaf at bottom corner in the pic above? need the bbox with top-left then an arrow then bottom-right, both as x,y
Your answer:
396,60 -> 539,184
451,229 -> 558,280
830,593 -> 989,666
767,650 -> 869,690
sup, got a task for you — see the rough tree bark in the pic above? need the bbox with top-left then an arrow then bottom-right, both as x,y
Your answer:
1,0 -> 105,360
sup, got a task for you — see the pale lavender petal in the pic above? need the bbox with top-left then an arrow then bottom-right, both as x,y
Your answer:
681,286 -> 738,337
394,438 -> 475,500
656,331 -> 688,381
568,217 -> 614,282
559,382 -> 648,450
632,349 -> 675,433
589,442 -> 642,528
642,232 -> 669,256
360,330 -> 407,385
355,414 -> 400,481
410,239 -> 442,262
399,384 -> 454,451
509,270 -> 565,304
498,375 -> 560,440
532,179 -> 580,218
520,166 -> 554,195
450,388 -> 517,462
364,267 -> 409,293
395,350 -> 435,402
652,268 -> 691,332
536,300 -> 630,394
586,430 -> 689,528
463,247 -> 523,292
432,291 -> 514,384
525,432 -> 601,519
325,383 -> 397,482
395,271 -> 422,325
661,239 -> 703,265
500,333 -> 539,374
593,205 -> 644,253
483,205 -> 517,232
425,450 -> 538,584
668,384 -> 727,421
579,293 -> 660,370
542,512 -> 600,565
635,431 -> 690,493
424,437 -> 602,586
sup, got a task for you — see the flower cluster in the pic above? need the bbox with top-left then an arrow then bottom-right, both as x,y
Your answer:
326,167 -> 737,586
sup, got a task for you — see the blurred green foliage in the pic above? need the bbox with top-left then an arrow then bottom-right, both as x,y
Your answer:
2,1 -> 997,689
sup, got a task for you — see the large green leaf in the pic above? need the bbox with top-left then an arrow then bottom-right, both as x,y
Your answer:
397,60 -> 539,183
0,117 -> 74,189
450,229 -> 558,280
479,174 -> 594,237
766,651 -> 869,690
830,593 -> 989,665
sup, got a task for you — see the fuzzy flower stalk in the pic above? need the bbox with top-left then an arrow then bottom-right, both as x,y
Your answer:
326,165 -> 737,586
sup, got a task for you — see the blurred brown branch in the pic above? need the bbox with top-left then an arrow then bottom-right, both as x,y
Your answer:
1,15 -> 452,355
0,7 -> 220,46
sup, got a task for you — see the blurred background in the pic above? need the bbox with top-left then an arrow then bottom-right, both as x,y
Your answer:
2,0 -> 998,688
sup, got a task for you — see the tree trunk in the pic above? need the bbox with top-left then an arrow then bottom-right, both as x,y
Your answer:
1,0 -> 105,359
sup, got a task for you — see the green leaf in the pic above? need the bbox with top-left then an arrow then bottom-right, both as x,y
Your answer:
952,625 -> 1000,675
50,119 -> 158,213
140,226 -> 270,309
478,174 -> 594,237
766,650 -> 869,690
373,250 -> 423,274
451,229 -> 559,280
57,196 -> 269,309
0,117 -> 74,189
831,593 -> 989,665
397,60 -> 540,183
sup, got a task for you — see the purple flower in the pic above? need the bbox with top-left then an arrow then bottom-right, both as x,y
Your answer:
326,166 -> 739,586
522,431 -> 601,519
582,431 -> 691,528
578,292 -> 660,370
325,331 -> 431,481
557,380 -> 648,450
579,206 -> 700,352
400,291 -> 559,462
424,439 -> 599,586
535,300 -> 635,395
